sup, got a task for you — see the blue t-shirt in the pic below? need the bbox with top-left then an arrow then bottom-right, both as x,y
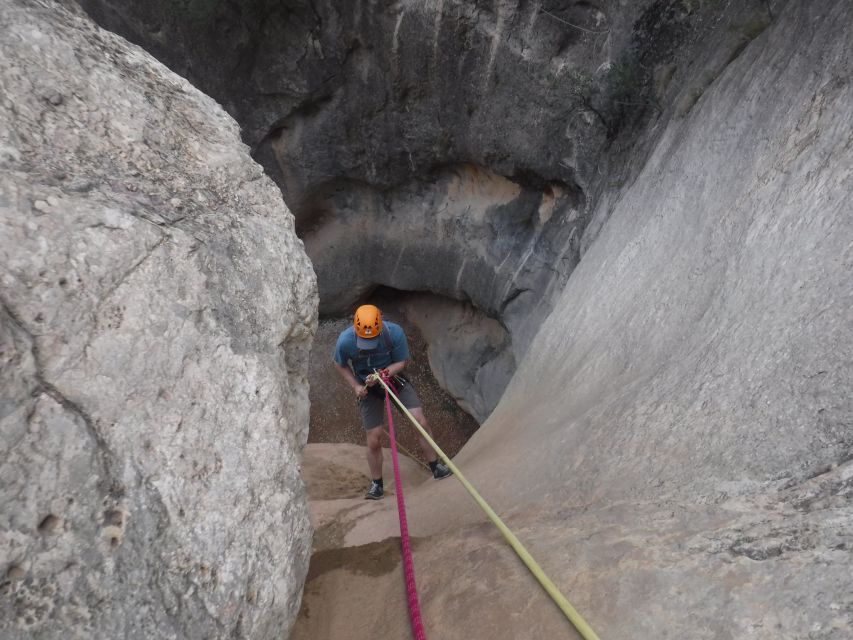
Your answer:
333,321 -> 410,382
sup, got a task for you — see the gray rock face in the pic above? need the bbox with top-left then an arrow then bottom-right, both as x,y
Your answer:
291,3 -> 853,639
0,2 -> 317,639
497,0 -> 853,502
76,0 -> 779,203
303,164 -> 584,358
401,294 -> 515,424
459,0 -> 852,634
77,0 -> 784,421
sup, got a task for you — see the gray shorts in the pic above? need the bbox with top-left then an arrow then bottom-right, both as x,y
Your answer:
359,382 -> 422,430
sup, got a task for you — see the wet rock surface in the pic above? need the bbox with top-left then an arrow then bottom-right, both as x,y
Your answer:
0,2 -> 316,639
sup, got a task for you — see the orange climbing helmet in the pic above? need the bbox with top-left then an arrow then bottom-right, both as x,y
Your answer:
354,304 -> 383,345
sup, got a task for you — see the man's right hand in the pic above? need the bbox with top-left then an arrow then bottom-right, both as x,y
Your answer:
353,384 -> 368,399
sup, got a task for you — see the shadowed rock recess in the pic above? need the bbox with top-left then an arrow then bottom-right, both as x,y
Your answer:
2,0 -> 852,639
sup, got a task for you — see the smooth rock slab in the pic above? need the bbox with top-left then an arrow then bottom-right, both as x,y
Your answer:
0,1 -> 317,638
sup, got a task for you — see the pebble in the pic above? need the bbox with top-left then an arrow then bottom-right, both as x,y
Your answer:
33,199 -> 50,212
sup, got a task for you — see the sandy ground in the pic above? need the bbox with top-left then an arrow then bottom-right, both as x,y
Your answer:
300,444 -> 430,551
293,441 -> 853,640
291,443 -> 585,640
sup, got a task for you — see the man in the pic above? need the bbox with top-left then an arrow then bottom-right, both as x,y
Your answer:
333,304 -> 453,499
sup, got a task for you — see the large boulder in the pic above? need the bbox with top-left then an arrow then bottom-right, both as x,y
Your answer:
0,2 -> 316,638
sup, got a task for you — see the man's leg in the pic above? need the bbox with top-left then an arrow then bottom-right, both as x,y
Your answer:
409,407 -> 439,463
410,407 -> 452,479
360,394 -> 386,499
365,425 -> 384,480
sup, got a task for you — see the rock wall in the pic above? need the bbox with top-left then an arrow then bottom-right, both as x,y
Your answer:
293,2 -> 853,638
303,163 -> 581,356
77,0 -> 785,421
401,293 -> 515,424
494,0 -> 853,505
454,0 -> 852,634
0,2 -> 317,639
75,0 -> 780,203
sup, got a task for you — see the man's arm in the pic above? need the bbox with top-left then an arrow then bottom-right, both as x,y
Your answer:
384,360 -> 408,378
335,363 -> 368,399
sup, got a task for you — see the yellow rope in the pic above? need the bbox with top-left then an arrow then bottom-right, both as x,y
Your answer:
372,374 -> 602,640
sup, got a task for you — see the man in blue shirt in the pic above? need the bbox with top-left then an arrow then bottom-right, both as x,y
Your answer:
333,304 -> 453,499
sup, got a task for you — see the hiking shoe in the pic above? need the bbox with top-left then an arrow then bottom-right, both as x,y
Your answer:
365,480 -> 384,500
432,463 -> 453,480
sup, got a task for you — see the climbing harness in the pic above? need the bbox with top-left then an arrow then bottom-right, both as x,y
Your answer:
372,373 -> 602,640
380,373 -> 428,639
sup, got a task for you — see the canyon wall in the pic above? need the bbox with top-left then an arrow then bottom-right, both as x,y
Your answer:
497,0 -> 853,505
4,1 -> 850,638
294,2 -> 853,638
78,0 -> 784,421
0,2 -> 316,638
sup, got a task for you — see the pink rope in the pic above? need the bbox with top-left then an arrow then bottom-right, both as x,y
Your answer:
383,376 -> 428,640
